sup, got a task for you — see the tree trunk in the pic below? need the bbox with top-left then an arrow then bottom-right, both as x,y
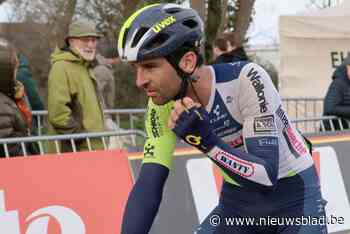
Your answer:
219,0 -> 228,32
50,0 -> 78,48
190,0 -> 206,22
60,0 -> 78,38
120,0 -> 140,19
205,0 -> 222,62
233,0 -> 255,45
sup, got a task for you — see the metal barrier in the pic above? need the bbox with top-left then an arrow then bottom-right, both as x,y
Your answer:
282,98 -> 324,124
32,99 -> 325,136
1,116 -> 348,158
32,109 -> 146,136
0,130 -> 146,158
291,115 -> 350,133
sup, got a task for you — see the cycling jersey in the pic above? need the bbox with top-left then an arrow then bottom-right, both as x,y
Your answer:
123,62 -> 327,234
142,62 -> 314,186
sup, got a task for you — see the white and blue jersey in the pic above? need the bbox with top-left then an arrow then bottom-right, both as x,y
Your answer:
203,62 -> 313,186
194,62 -> 327,233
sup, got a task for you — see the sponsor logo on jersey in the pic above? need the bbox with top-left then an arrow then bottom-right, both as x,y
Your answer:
276,105 -> 308,157
152,16 -> 176,33
185,135 -> 202,146
276,105 -> 289,129
227,135 -> 244,148
211,104 -> 227,123
283,129 -> 308,157
144,143 -> 155,158
209,91 -> 242,137
214,150 -> 254,177
254,115 -> 276,133
258,137 -> 278,146
247,67 -> 267,113
150,108 -> 162,138
226,96 -> 233,104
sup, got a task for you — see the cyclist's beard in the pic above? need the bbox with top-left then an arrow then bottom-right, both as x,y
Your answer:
73,46 -> 96,61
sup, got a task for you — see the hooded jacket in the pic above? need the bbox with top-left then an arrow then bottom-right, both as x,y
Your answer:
47,47 -> 105,153
16,54 -> 44,111
323,64 -> 350,130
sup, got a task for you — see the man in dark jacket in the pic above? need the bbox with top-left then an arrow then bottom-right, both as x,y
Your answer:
323,55 -> 350,130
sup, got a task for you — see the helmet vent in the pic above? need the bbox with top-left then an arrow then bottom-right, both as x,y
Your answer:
145,33 -> 170,50
131,27 -> 149,48
164,7 -> 182,14
182,19 -> 198,29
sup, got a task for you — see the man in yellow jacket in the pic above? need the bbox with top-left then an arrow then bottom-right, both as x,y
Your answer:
47,20 -> 105,153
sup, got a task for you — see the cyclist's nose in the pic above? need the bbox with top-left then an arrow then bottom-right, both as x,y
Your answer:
136,68 -> 148,89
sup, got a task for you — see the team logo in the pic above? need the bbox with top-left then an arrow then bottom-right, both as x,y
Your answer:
185,135 -> 202,146
213,105 -> 220,117
258,137 -> 278,146
247,67 -> 267,113
144,143 -> 155,158
152,16 -> 176,33
275,105 -> 308,157
254,115 -> 276,133
213,150 -> 254,177
150,109 -> 162,138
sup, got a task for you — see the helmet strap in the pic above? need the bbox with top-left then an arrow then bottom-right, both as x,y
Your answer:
165,47 -> 203,105
165,52 -> 191,100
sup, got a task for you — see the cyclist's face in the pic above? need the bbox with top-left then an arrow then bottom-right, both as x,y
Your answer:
132,57 -> 181,105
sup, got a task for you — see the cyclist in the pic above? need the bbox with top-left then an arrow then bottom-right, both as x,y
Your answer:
118,3 -> 327,234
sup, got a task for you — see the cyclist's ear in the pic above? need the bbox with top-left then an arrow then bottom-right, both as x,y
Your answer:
178,51 -> 197,73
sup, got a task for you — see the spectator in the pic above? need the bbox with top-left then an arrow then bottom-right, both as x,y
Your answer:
93,45 -> 120,110
47,20 -> 106,153
93,45 -> 121,132
16,53 -> 45,135
16,53 -> 44,111
0,38 -> 36,157
212,33 -> 279,90
323,55 -> 350,131
212,37 -> 231,62
212,32 -> 249,64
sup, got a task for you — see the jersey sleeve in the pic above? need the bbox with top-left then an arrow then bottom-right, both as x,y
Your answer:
239,63 -> 281,185
205,63 -> 282,189
142,99 -> 177,169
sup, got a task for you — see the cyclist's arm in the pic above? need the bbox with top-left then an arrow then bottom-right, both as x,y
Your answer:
121,163 -> 169,234
121,100 -> 176,234
209,63 -> 281,190
173,63 -> 281,190
206,120 -> 279,190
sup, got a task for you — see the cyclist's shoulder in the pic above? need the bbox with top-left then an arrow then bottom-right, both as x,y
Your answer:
211,61 -> 250,83
145,99 -> 174,122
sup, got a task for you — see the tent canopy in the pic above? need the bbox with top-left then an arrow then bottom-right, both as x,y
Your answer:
279,2 -> 350,98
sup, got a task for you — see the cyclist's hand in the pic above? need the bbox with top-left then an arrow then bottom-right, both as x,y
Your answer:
169,97 -> 218,153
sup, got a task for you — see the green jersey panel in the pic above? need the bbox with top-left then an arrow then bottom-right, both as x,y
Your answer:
142,99 -> 176,169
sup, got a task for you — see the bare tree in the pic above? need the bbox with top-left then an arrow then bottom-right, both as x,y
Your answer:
3,0 -> 78,99
233,0 -> 255,45
203,0 -> 255,61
